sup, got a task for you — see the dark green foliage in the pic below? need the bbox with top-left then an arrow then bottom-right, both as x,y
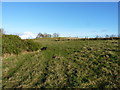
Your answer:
24,39 -> 41,51
2,35 -> 41,55
2,35 -> 23,54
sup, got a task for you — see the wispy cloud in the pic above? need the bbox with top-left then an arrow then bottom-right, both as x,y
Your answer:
19,32 -> 37,39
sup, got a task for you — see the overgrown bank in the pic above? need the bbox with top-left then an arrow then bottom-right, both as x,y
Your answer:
2,34 -> 41,55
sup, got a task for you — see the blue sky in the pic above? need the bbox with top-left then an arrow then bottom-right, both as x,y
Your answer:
2,2 -> 118,38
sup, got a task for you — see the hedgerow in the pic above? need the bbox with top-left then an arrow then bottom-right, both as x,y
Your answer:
2,34 -> 41,55
24,39 -> 41,52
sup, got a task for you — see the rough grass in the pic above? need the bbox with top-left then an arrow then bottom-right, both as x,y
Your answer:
2,39 -> 120,88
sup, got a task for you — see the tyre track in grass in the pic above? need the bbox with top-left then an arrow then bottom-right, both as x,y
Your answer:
6,51 -> 51,88
3,45 -> 58,88
12,52 -> 43,88
31,63 -> 49,88
2,51 -> 42,88
11,47 -> 52,88
41,58 -> 68,88
31,50 -> 51,88
19,53 -> 49,88
3,52 -> 34,79
32,45 -> 68,88
3,51 -> 38,78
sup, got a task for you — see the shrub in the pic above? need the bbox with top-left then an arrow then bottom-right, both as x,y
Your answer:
24,39 -> 41,51
2,35 -> 41,55
2,35 -> 24,55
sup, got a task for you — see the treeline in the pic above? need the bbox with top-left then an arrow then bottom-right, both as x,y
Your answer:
36,33 -> 59,38
83,37 -> 120,40
53,34 -> 120,41
2,34 -> 41,55
83,34 -> 120,40
95,34 -> 119,38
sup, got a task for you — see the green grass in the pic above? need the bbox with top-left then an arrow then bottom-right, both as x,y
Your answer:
2,39 -> 120,88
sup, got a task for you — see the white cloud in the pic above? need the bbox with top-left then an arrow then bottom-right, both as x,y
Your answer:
19,32 -> 37,39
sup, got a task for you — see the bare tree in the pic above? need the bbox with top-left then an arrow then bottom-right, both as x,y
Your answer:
47,34 -> 52,38
53,33 -> 59,37
0,28 -> 5,35
118,34 -> 120,37
105,35 -> 109,38
43,33 -> 48,38
110,34 -> 116,38
36,32 -> 59,38
36,33 -> 44,38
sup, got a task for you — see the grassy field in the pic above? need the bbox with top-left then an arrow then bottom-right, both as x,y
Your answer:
2,38 -> 120,88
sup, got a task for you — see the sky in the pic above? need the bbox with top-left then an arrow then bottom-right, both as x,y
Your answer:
2,2 -> 118,39
2,0 -> 120,2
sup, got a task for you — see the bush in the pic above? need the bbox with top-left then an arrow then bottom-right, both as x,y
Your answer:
24,39 -> 41,52
2,34 -> 41,55
2,35 -> 23,55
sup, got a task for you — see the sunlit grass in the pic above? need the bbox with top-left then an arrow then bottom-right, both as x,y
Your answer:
2,39 -> 119,88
